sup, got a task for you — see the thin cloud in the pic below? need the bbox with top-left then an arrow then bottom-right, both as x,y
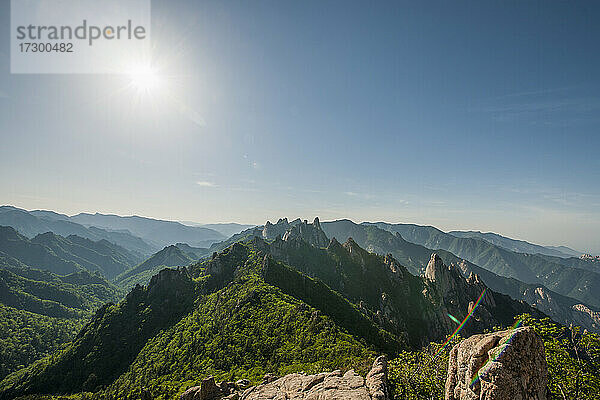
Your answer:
196,181 -> 216,187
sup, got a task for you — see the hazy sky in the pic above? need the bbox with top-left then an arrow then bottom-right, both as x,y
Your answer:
1,1 -> 599,253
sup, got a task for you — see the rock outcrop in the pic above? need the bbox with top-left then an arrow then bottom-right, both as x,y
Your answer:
445,326 -> 548,400
262,218 -> 302,241
181,356 -> 390,400
282,217 -> 329,248
423,253 -> 499,340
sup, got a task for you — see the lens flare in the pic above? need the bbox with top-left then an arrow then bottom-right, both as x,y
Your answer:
469,318 -> 523,387
447,313 -> 461,325
433,288 -> 488,359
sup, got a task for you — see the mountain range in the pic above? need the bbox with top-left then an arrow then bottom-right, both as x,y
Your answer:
0,206 -> 232,255
447,230 -> 581,258
0,207 -> 599,399
0,218 -> 542,399
366,222 -> 600,307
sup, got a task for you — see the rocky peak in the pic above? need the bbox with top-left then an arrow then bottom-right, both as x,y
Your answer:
181,355 -> 391,400
425,253 -> 445,281
313,216 -> 321,229
425,253 -> 462,299
282,217 -> 329,248
261,218 -> 302,241
445,327 -> 548,400
383,254 -> 404,280
342,237 -> 359,251
143,267 -> 195,304
341,237 -> 370,266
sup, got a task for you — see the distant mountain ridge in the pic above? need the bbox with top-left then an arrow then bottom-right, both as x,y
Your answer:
366,222 -> 600,309
116,245 -> 194,288
321,220 -> 600,333
0,207 -> 156,256
180,222 -> 256,238
448,230 -> 580,258
0,226 -> 140,279
68,212 -> 226,248
1,206 -> 227,253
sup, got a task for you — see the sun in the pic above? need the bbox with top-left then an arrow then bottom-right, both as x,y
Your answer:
127,64 -> 163,94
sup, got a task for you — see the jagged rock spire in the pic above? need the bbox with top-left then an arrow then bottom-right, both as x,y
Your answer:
425,253 -> 445,282
282,217 -> 329,248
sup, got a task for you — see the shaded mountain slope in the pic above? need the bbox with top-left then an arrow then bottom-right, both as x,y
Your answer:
536,253 -> 600,273
116,245 -> 194,288
0,207 -> 155,256
30,232 -> 141,279
368,222 -> 600,308
0,227 -> 139,279
448,230 -> 576,258
68,213 -> 226,248
0,227 -> 81,276
174,243 -> 209,260
323,219 -> 600,333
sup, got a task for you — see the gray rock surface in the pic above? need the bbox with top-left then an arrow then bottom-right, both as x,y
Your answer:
445,326 -> 548,400
282,217 -> 330,248
181,356 -> 389,400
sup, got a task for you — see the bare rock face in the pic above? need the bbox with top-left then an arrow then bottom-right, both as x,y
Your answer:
180,376 -> 231,400
241,369 -> 371,400
181,356 -> 389,400
282,217 -> 329,248
365,356 -> 389,400
445,326 -> 548,400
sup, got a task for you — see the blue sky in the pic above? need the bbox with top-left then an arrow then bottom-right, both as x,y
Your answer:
0,1 -> 599,252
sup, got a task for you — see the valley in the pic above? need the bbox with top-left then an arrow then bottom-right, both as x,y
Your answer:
0,210 -> 598,399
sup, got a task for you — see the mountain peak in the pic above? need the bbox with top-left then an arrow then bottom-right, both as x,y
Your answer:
341,237 -> 370,262
282,218 -> 329,248
425,253 -> 446,282
327,237 -> 341,249
313,216 -> 321,228
0,225 -> 23,240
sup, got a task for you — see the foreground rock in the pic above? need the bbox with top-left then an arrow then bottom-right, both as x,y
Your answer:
181,356 -> 389,400
445,326 -> 548,400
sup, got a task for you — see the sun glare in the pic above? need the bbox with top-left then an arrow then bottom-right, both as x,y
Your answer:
127,64 -> 163,94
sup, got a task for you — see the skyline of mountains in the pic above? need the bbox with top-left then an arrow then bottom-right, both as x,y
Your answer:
1,205 -> 592,256
0,205 -> 598,398
0,217 -> 545,399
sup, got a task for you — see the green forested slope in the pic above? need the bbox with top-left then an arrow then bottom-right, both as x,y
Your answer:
0,243 -> 383,399
0,222 -> 550,400
104,276 -> 376,399
389,314 -> 600,400
0,254 -> 123,381
0,305 -> 85,381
